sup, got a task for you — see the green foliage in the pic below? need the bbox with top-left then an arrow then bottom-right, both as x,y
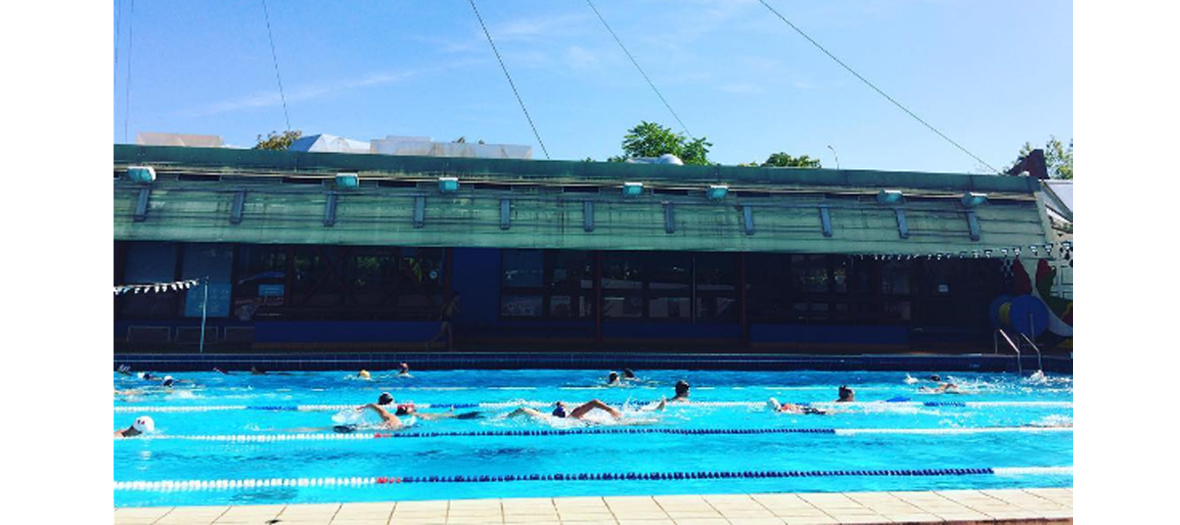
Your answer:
762,152 -> 822,168
618,121 -> 712,165
253,130 -> 303,151
1014,136 -> 1073,179
738,152 -> 823,168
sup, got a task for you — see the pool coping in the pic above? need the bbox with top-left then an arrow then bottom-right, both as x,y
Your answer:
113,487 -> 1072,524
113,352 -> 1073,374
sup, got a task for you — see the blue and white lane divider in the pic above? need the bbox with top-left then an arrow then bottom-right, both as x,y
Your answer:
114,466 -> 1073,491
117,426 -> 1072,443
112,400 -> 1073,413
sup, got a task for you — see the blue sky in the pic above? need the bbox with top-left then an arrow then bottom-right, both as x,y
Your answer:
113,0 -> 1072,173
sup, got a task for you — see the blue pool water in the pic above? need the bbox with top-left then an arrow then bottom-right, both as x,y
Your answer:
113,369 -> 1072,507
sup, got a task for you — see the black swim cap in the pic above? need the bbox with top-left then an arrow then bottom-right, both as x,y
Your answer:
378,392 -> 394,405
552,405 -> 567,418
675,380 -> 690,395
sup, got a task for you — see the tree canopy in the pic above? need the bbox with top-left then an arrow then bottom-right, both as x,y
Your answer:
738,152 -> 822,168
253,130 -> 302,150
610,121 -> 712,165
1012,136 -> 1072,179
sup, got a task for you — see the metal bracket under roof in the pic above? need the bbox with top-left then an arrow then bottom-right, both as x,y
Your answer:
133,188 -> 151,222
742,205 -> 755,235
230,190 -> 246,225
818,206 -> 833,238
323,192 -> 338,227
583,201 -> 595,232
895,208 -> 909,239
500,198 -> 511,231
966,210 -> 981,241
413,196 -> 426,229
664,202 -> 676,234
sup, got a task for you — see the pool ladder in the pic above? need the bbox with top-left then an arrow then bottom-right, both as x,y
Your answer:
995,328 -> 1043,375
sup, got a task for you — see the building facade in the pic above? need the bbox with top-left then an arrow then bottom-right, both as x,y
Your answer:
114,145 -> 1062,354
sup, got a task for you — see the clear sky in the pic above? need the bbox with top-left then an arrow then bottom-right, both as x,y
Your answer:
112,0 -> 1072,173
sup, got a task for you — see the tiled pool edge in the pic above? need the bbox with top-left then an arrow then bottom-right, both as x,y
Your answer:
113,352 -> 1073,374
113,487 -> 1072,524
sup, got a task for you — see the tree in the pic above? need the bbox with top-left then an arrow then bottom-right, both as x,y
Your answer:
1012,136 -> 1072,179
253,130 -> 302,150
739,152 -> 822,168
611,121 -> 712,165
762,152 -> 822,168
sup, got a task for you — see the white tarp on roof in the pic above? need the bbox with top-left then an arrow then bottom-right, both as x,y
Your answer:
1044,180 -> 1072,213
288,134 -> 370,154
136,133 -> 224,148
370,135 -> 532,159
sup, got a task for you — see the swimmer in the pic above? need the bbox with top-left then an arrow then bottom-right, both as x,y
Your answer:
398,363 -> 412,378
117,364 -> 133,376
929,375 -> 942,382
903,374 -> 919,385
115,416 -> 154,438
920,382 -> 960,394
668,380 -> 691,403
622,368 -> 637,380
767,398 -> 828,415
161,376 -> 175,388
837,386 -> 856,402
368,392 -> 479,421
140,372 -> 155,381
358,369 -> 371,380
508,399 -> 623,421
213,367 -> 229,375
356,396 -> 405,430
607,371 -> 621,386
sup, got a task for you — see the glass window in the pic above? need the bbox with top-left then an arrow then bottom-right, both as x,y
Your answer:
181,243 -> 234,318
694,253 -> 737,291
119,241 -> 179,319
233,245 -> 287,321
696,296 -> 737,322
792,255 -> 829,293
602,252 -> 644,290
925,260 -> 956,295
832,257 -> 849,293
883,301 -> 912,322
502,250 -> 544,288
649,297 -> 691,319
880,260 -> 911,295
548,251 -> 593,290
501,295 -> 543,317
646,252 -> 690,291
603,296 -> 643,318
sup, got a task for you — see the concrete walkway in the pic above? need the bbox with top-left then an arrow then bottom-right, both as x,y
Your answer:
113,488 -> 1072,524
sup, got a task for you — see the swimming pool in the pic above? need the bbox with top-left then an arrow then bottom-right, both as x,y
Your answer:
113,369 -> 1072,508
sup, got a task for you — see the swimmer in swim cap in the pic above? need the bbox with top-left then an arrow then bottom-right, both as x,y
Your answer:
115,416 -> 154,437
508,399 -> 623,421
767,398 -> 828,415
667,380 -> 691,403
366,392 -> 479,421
837,386 -> 855,402
398,363 -> 411,377
622,368 -> 636,380
161,376 -> 175,388
607,372 -> 620,385
358,370 -> 371,380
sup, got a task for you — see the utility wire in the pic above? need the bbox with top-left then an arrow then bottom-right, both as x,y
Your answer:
261,0 -> 291,132
123,0 -> 135,144
755,0 -> 1000,174
467,0 -> 550,159
114,0 -> 122,91
584,0 -> 694,139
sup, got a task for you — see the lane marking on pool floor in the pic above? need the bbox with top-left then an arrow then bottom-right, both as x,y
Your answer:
116,426 -> 1072,442
112,400 -> 1073,413
114,466 -> 1073,491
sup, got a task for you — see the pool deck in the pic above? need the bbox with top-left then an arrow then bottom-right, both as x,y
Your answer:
113,487 -> 1072,524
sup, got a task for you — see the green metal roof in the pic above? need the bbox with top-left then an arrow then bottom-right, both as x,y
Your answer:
114,145 -> 1040,194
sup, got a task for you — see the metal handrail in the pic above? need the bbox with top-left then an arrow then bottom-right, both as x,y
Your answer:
1018,332 -> 1044,372
996,328 -> 1022,375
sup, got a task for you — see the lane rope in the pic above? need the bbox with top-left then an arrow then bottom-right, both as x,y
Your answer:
114,466 -> 1072,491
113,400 -> 1073,413
117,426 -> 1071,443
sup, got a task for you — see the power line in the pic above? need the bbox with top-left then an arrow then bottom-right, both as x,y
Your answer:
114,0 -> 122,91
467,0 -> 550,160
583,0 -> 694,139
755,0 -> 1000,174
123,0 -> 135,144
261,0 -> 291,132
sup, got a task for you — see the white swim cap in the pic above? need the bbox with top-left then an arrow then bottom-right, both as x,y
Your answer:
132,416 -> 155,434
